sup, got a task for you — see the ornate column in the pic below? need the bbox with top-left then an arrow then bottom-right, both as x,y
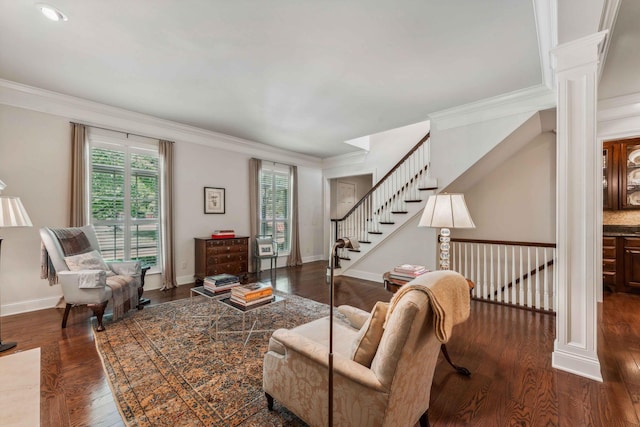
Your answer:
551,31 -> 607,381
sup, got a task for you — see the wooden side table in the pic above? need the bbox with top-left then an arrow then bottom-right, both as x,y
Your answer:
383,271 -> 472,377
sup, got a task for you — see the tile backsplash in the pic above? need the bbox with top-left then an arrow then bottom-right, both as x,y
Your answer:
603,210 -> 640,225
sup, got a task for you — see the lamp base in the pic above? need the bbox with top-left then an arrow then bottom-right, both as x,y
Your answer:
0,341 -> 17,352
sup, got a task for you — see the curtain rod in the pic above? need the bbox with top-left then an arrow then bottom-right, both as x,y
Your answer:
70,122 -> 166,142
255,157 -> 295,169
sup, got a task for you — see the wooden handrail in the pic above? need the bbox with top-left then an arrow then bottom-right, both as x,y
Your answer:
331,131 -> 431,222
450,238 -> 556,248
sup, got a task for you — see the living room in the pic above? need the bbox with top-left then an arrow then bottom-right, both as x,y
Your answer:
2,1 -> 640,426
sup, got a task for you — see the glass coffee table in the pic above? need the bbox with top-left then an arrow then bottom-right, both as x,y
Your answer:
189,286 -> 231,337
214,295 -> 287,347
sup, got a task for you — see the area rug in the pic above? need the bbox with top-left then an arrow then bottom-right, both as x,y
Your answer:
94,292 -> 334,426
0,347 -> 41,427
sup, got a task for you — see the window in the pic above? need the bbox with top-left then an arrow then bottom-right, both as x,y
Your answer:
89,132 -> 161,271
259,162 -> 292,252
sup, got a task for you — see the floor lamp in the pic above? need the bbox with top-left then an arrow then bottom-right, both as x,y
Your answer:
418,193 -> 475,270
0,179 -> 33,352
328,236 -> 359,427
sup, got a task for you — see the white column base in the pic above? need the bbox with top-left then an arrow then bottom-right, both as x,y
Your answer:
552,348 -> 603,382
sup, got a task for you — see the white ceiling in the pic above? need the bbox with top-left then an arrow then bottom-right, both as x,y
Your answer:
599,0 -> 640,100
1,1 -> 545,158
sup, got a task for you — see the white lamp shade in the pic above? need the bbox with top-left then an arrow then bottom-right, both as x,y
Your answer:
418,193 -> 475,229
0,196 -> 33,227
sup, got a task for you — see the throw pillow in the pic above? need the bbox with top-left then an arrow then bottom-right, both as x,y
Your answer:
350,301 -> 389,368
64,249 -> 110,272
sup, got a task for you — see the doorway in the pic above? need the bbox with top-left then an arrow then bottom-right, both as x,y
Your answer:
329,174 -> 373,220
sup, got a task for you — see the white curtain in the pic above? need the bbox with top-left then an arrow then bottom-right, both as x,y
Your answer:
159,140 -> 176,290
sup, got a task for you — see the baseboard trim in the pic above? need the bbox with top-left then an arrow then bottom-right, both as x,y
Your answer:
1,295 -> 62,316
552,349 -> 603,382
341,269 -> 384,284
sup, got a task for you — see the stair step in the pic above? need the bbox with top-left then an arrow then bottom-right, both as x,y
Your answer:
358,240 -> 372,244
348,249 -> 361,253
339,256 -> 351,261
405,199 -> 422,203
391,211 -> 408,214
379,221 -> 395,225
419,186 -> 438,191
368,231 -> 383,235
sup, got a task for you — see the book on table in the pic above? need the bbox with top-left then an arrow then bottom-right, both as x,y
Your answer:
230,282 -> 273,303
390,264 -> 430,281
205,273 -> 239,284
203,274 -> 241,293
229,293 -> 275,307
231,282 -> 273,297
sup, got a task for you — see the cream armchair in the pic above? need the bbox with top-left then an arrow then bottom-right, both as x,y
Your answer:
263,270 -> 471,427
40,225 -> 143,331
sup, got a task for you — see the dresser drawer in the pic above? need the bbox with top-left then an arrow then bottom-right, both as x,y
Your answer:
603,236 -> 616,247
206,262 -> 246,276
208,252 -> 248,264
603,258 -> 616,272
207,238 -> 248,248
603,246 -> 617,259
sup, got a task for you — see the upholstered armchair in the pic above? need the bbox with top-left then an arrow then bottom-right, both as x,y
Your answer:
40,225 -> 143,331
263,270 -> 471,427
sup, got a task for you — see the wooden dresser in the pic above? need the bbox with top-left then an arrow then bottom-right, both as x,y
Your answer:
194,237 -> 249,283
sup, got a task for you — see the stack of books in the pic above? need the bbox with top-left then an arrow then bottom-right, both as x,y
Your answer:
389,264 -> 430,281
203,273 -> 241,294
211,229 -> 235,239
230,282 -> 274,307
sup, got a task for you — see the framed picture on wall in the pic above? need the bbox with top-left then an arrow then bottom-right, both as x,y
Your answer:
204,187 -> 225,214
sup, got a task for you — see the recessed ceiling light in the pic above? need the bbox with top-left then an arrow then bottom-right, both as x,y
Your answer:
36,3 -> 68,22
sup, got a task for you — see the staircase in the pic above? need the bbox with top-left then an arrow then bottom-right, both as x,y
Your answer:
331,132 -> 436,275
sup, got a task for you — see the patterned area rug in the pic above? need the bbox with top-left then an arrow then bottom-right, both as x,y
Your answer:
94,292 -> 332,426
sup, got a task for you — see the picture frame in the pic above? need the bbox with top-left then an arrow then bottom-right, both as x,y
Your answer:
258,243 -> 274,256
204,187 -> 225,214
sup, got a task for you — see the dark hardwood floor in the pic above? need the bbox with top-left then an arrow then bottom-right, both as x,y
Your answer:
2,261 -> 639,426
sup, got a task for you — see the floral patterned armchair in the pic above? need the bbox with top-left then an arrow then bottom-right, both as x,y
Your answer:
263,270 -> 471,427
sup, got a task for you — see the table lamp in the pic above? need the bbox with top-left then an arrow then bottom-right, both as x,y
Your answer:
0,179 -> 33,352
418,193 -> 475,270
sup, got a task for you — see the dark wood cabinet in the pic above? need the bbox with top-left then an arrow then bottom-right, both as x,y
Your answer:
603,138 -> 640,210
602,235 -> 640,293
194,237 -> 249,283
602,236 -> 618,291
623,237 -> 640,291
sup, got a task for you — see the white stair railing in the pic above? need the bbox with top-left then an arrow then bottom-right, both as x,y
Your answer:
450,238 -> 557,312
331,133 -> 434,268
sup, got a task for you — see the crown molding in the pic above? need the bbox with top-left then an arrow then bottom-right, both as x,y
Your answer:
533,0 -> 558,90
427,84 -> 556,131
598,92 -> 640,139
0,79 -> 322,168
551,31 -> 608,72
321,149 -> 369,170
598,0 -> 622,80
599,91 -> 640,120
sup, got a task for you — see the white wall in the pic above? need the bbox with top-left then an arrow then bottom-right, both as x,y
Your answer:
0,103 -> 325,315
451,131 -> 556,243
0,105 -> 69,313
